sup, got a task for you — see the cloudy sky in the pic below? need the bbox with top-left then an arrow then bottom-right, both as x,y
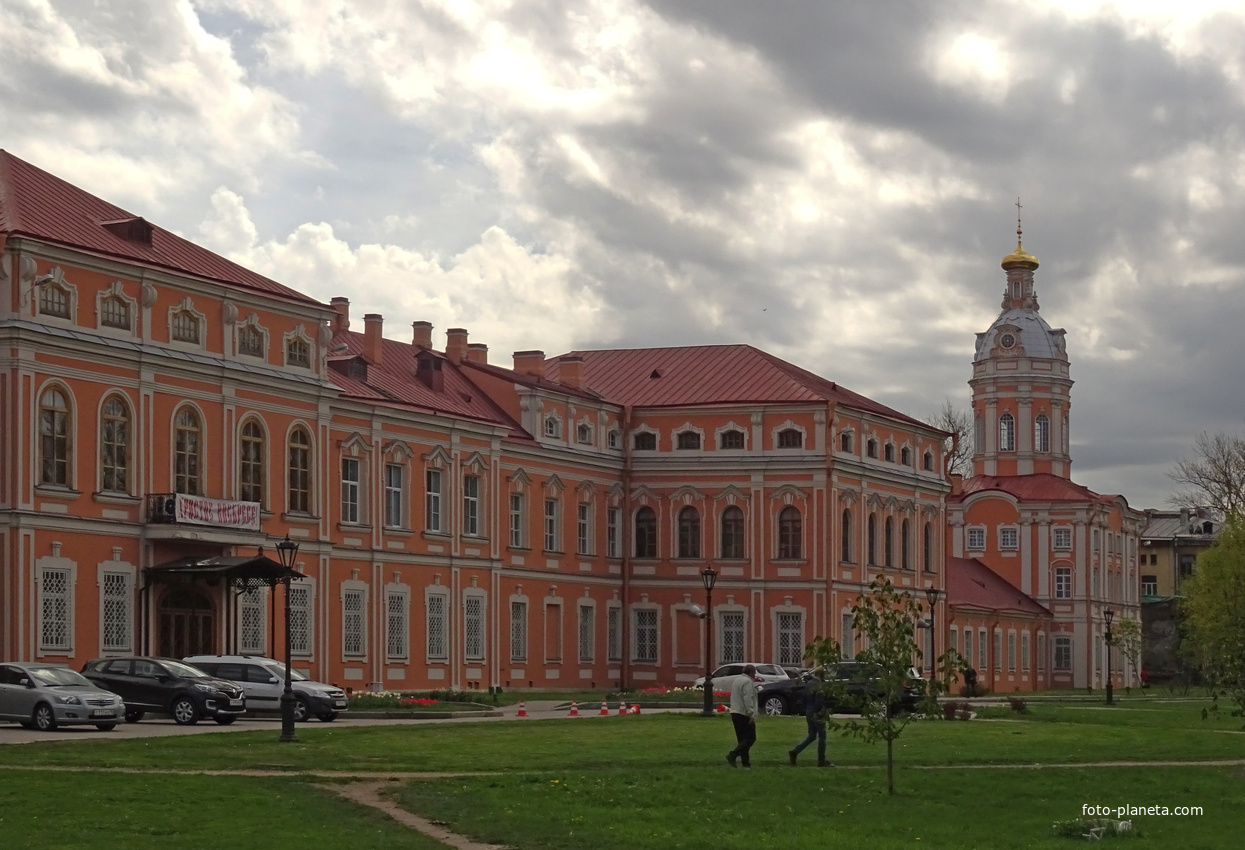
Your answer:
4,0 -> 1245,509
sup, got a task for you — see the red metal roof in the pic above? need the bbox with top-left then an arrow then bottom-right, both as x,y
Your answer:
546,344 -> 935,427
0,150 -> 321,306
947,556 -> 1051,617
954,473 -> 1119,505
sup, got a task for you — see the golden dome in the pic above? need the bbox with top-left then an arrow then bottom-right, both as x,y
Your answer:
1001,235 -> 1038,270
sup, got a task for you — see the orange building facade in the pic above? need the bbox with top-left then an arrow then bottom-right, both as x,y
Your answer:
1,152 -> 953,692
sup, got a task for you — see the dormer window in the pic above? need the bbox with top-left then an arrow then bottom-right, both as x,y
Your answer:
676,431 -> 701,450
900,447 -> 912,466
607,430 -> 620,450
577,423 -> 593,445
39,284 -> 71,319
544,416 -> 561,439
238,325 -> 264,358
720,429 -> 745,450
923,451 -> 934,471
172,310 -> 200,344
634,432 -> 656,451
286,336 -> 311,368
884,443 -> 895,462
100,295 -> 130,329
840,432 -> 853,453
777,429 -> 802,449
866,439 -> 878,459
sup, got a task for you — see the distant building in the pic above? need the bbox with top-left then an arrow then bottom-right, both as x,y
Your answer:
1138,508 -> 1220,599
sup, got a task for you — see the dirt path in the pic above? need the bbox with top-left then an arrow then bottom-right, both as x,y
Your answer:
330,780 -> 508,850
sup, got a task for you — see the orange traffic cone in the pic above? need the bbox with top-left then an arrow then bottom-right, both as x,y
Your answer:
516,699 -> 527,717
599,699 -> 610,716
569,700 -> 579,717
618,699 -> 627,715
716,703 -> 727,713
630,704 -> 641,714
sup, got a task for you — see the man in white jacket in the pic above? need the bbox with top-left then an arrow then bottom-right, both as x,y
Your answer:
725,664 -> 759,767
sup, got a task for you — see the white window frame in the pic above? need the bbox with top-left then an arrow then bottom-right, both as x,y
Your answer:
99,566 -> 134,654
341,585 -> 367,659
464,592 -> 486,662
1054,567 -> 1072,599
289,580 -> 313,657
1053,526 -> 1072,550
463,473 -> 481,537
386,587 -> 410,662
606,507 -> 621,558
341,457 -> 361,525
776,610 -> 804,666
999,526 -> 1019,550
426,468 -> 443,532
426,591 -> 449,662
721,610 -> 745,665
509,493 -> 525,548
238,587 -> 266,655
967,526 -> 986,550
632,607 -> 658,664
1054,635 -> 1072,671
577,502 -> 592,555
544,497 -> 560,552
384,463 -> 404,529
1007,630 -> 1018,672
840,611 -> 855,660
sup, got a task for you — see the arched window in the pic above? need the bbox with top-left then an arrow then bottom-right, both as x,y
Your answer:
100,295 -> 130,330
777,506 -> 802,559
867,439 -> 878,459
720,506 -> 744,559
884,516 -> 894,566
923,451 -> 934,471
999,413 -> 1016,452
841,508 -> 852,563
39,387 -> 71,486
39,283 -> 71,319
884,443 -> 895,462
900,447 -> 912,466
634,432 -> 656,451
840,432 -> 853,453
777,428 -> 802,449
1035,414 -> 1050,453
677,506 -> 701,558
174,407 -> 202,495
239,420 -> 264,503
974,416 -> 984,453
238,324 -> 264,358
719,429 -> 745,449
288,427 -> 311,513
923,522 -> 934,573
634,507 -> 657,558
867,513 -> 877,565
286,336 -> 311,368
100,395 -> 130,494
676,430 -> 701,450
172,309 -> 200,344
901,519 -> 911,570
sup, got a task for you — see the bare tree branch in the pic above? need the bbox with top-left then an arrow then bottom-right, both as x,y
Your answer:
925,398 -> 973,477
1167,431 -> 1245,520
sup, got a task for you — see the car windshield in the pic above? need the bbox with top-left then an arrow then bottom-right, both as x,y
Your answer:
263,662 -> 309,681
160,660 -> 211,678
28,667 -> 94,688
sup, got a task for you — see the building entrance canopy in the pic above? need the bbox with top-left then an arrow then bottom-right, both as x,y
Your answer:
145,554 -> 305,587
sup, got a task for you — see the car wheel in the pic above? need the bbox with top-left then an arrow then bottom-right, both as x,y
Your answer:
32,703 -> 57,732
171,696 -> 199,725
124,709 -> 145,723
95,723 -> 117,731
316,712 -> 338,722
293,697 -> 310,722
762,695 -> 787,716
214,717 -> 236,726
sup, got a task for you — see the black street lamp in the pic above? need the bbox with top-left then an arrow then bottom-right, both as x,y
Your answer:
925,586 -> 941,682
1104,608 -> 1115,706
700,567 -> 718,717
275,534 -> 300,743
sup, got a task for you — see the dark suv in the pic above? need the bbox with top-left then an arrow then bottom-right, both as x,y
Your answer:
81,657 -> 246,725
757,663 -> 922,716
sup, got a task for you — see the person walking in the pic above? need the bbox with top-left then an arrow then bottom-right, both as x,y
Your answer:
725,664 -> 759,767
788,670 -> 829,767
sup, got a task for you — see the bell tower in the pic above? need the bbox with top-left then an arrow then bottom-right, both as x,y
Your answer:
969,205 -> 1073,478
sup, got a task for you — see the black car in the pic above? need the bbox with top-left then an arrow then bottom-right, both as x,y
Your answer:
81,657 -> 246,725
757,663 -> 922,716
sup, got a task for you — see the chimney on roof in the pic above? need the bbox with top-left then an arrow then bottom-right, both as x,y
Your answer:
513,350 -> 545,377
363,313 -> 383,366
412,321 -> 433,349
445,328 -> 469,362
331,297 -> 350,333
558,355 -> 584,389
466,343 -> 488,364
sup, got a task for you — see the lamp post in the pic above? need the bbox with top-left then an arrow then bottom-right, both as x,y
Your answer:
275,534 -> 299,743
1104,608 -> 1115,706
925,586 -> 941,683
700,567 -> 718,717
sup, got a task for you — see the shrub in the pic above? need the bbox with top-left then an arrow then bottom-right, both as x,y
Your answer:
1007,696 -> 1029,713
958,683 -> 991,697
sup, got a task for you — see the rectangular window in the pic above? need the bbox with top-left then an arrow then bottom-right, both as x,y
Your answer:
1053,527 -> 1072,549
509,493 -> 525,547
341,458 -> 360,524
510,601 -> 527,661
1021,632 -> 1031,673
1007,632 -> 1017,672
1055,567 -> 1072,599
993,630 -> 1003,674
633,609 -> 657,663
607,606 -> 622,662
1000,527 -> 1019,550
967,527 -> 985,549
578,604 -> 594,662
463,474 -> 480,536
101,572 -> 131,652
963,628 -> 973,669
544,498 -> 559,551
978,628 -> 987,670
239,588 -> 264,655
1054,635 -> 1072,671
425,469 -> 442,532
386,592 -> 409,660
607,507 -> 620,558
343,589 -> 365,657
577,503 -> 591,555
545,603 -> 563,661
1038,634 -> 1047,672
289,583 -> 311,656
840,612 -> 854,660
721,611 -> 744,664
384,463 -> 403,528
1141,575 -> 1157,596
427,594 -> 448,660
464,595 -> 484,661
777,612 -> 803,666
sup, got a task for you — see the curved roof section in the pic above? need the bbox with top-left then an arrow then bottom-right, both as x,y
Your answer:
0,150 -> 321,306
947,557 -> 1050,617
546,344 -> 938,431
954,473 -> 1125,506
974,307 -> 1064,362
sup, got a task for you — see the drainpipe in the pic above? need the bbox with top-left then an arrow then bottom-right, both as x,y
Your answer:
621,404 -> 633,691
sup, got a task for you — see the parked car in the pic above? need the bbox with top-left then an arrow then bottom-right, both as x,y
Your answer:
756,663 -> 923,716
184,655 -> 348,722
80,657 -> 246,726
0,662 -> 126,731
693,663 -> 790,691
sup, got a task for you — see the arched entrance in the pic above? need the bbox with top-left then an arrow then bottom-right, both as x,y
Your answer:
158,586 -> 215,658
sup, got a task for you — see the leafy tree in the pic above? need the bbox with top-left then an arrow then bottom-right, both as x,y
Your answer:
806,576 -> 963,794
1168,431 -> 1245,519
1181,514 -> 1245,725
925,398 -> 973,477
1113,617 -> 1143,690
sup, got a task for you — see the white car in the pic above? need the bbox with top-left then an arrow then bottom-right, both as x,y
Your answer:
693,663 -> 792,691
184,655 -> 349,722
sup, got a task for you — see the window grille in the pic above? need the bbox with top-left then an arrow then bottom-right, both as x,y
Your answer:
102,573 -> 131,652
286,336 -> 311,368
39,568 -> 71,650
101,296 -> 129,329
239,589 -> 264,655
343,590 -> 364,656
676,430 -> 700,450
510,601 -> 527,661
578,604 -> 594,662
464,595 -> 484,661
100,396 -> 130,493
172,310 -> 199,343
721,611 -> 744,664
1000,527 -> 1019,550
967,527 -> 985,549
633,432 -> 656,451
777,428 -> 802,449
720,429 -> 744,449
427,594 -> 447,659
633,609 -> 657,663
1035,414 -> 1050,453
841,612 -> 854,660
341,458 -> 360,524
238,325 -> 264,357
387,592 -> 409,659
1054,636 -> 1072,671
289,584 -> 311,655
607,607 -> 622,661
999,413 -> 1016,452
778,612 -> 803,665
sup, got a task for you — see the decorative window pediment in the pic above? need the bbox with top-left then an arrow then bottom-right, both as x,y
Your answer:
284,325 -> 313,369
383,440 -> 416,462
236,314 -> 268,359
509,468 -> 532,490
340,433 -> 371,457
544,473 -> 565,495
714,484 -> 750,506
169,297 -> 205,347
36,266 -> 76,321
423,445 -> 451,468
462,450 -> 487,473
97,281 -> 136,334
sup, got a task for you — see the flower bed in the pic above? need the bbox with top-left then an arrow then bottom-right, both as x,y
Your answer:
346,690 -> 490,712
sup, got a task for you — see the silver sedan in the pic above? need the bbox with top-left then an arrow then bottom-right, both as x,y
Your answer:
0,662 -> 126,731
